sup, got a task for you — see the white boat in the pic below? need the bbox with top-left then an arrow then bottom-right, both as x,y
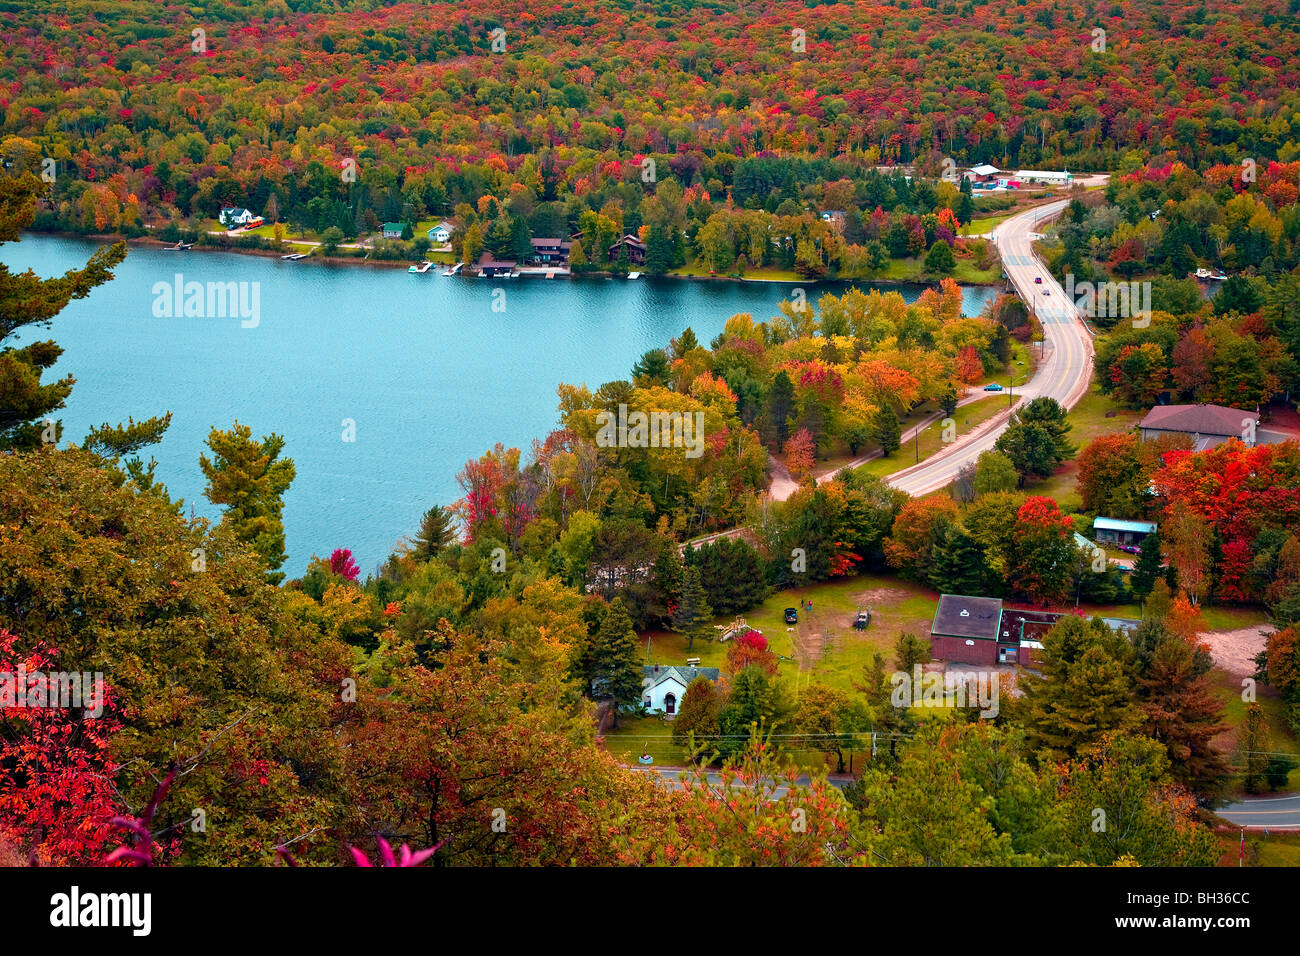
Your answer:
280,252 -> 306,261
1195,268 -> 1212,279
627,271 -> 641,279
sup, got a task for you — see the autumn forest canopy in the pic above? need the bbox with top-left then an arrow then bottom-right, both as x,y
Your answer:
3,0 -> 1298,240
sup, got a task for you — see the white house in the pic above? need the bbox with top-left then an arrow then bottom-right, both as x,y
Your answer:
427,220 -> 453,244
219,207 -> 255,228
641,664 -> 719,716
1015,169 -> 1073,185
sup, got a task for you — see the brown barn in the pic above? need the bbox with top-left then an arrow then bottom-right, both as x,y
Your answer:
928,594 -> 1004,665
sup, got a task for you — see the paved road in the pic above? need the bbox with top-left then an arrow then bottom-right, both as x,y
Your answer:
885,198 -> 1096,497
674,195 -> 1101,550
1217,793 -> 1300,830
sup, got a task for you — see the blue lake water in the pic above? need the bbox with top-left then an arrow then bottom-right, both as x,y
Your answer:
5,235 -> 997,575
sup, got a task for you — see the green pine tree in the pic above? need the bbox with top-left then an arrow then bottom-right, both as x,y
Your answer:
582,598 -> 644,725
873,404 -> 902,456
672,566 -> 714,651
199,422 -> 296,584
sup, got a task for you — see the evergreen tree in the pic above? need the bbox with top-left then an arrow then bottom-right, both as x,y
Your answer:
1021,616 -> 1140,761
873,404 -> 902,456
0,175 -> 169,453
1136,632 -> 1228,800
894,631 -> 931,671
939,380 -> 959,417
671,566 -> 714,651
580,598 -> 643,726
1130,530 -> 1163,606
1015,396 -> 1075,462
630,348 -> 671,387
928,524 -> 990,595
644,222 -> 674,275
199,422 -> 296,584
413,504 -> 457,559
716,667 -> 790,759
1241,703 -> 1269,794
924,239 -> 956,275
766,371 -> 795,445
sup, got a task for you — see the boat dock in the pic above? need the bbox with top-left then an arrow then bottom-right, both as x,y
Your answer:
409,260 -> 433,273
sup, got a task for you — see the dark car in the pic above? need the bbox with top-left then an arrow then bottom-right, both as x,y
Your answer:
1034,276 -> 1043,284
784,607 -> 798,624
854,611 -> 871,630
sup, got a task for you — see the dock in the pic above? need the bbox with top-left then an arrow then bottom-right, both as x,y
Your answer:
408,261 -> 433,273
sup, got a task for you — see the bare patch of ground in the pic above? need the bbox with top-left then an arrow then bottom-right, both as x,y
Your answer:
1202,626 -> 1271,678
853,587 -> 910,607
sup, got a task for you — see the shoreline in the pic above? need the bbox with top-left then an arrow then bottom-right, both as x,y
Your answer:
33,229 -> 1006,288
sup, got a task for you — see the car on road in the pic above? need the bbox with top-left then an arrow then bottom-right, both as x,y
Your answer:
784,607 -> 798,624
1034,276 -> 1042,284
983,382 -> 1004,391
1042,289 -> 1050,295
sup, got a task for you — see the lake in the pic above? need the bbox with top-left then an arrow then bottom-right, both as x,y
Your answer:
5,235 -> 998,575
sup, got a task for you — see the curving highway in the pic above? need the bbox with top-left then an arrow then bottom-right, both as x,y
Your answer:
885,198 -> 1095,497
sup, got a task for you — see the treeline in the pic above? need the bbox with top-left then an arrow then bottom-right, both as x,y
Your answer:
4,0 -> 1297,257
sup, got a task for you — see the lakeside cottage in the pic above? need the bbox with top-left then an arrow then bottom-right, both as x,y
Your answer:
427,220 -> 453,244
608,234 -> 647,265
528,238 -> 572,264
381,222 -> 408,239
219,206 -> 255,229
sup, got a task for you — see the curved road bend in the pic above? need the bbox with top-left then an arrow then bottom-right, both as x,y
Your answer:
883,198 -> 1095,497
683,196 -> 1097,548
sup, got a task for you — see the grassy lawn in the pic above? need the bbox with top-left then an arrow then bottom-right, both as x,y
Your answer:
668,261 -> 801,281
636,574 -> 940,697
604,572 -> 943,768
965,212 -> 1015,235
602,714 -> 689,766
857,394 -> 1019,480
